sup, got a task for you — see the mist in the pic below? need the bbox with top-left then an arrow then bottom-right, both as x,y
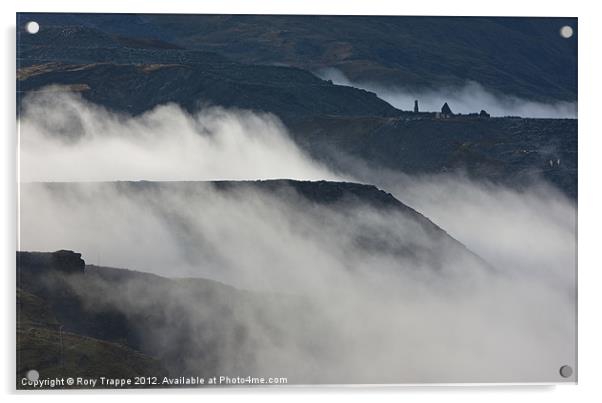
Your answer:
19,180 -> 575,383
318,68 -> 577,119
19,90 -> 337,182
17,93 -> 576,383
392,174 -> 576,293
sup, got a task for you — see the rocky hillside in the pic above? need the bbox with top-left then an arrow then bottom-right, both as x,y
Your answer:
17,14 -> 577,198
17,61 -> 399,120
17,25 -> 400,119
17,13 -> 577,103
288,115 -> 577,198
16,63 -> 578,198
17,180 -> 492,386
17,254 -> 168,389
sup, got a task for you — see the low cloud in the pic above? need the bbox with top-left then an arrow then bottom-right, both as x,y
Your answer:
318,68 -> 577,118
19,90 -> 337,182
18,179 -> 576,383
17,93 -> 576,383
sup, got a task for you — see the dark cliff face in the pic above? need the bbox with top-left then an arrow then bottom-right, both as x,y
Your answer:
17,250 -> 85,274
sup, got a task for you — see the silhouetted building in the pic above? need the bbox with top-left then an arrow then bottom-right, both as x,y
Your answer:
441,102 -> 453,116
414,100 -> 419,113
479,109 -> 490,118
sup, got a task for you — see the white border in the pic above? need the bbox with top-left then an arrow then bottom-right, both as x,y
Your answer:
3,1 -> 601,402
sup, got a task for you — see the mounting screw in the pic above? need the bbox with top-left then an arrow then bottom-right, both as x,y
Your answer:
26,369 -> 39,381
25,21 -> 39,34
559,365 -> 573,378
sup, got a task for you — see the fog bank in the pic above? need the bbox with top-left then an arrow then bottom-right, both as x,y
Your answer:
318,68 -> 577,119
19,180 -> 575,383
17,93 -> 576,383
19,90 -> 337,182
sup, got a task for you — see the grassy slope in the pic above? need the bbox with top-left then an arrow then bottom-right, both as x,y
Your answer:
17,289 -> 167,389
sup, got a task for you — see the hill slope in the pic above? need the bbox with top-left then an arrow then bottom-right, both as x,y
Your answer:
288,115 -> 577,198
17,180 -> 493,385
16,17 -> 578,198
18,13 -> 578,102
17,252 -> 168,389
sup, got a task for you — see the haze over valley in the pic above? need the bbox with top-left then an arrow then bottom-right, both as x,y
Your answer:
16,14 -> 577,385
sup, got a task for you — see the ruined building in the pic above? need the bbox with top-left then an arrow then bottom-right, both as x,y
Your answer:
441,102 -> 453,116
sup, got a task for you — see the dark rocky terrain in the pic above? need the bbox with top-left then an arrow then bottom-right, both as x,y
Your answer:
17,252 -> 168,389
18,14 -> 577,103
16,22 -> 578,197
288,115 -> 577,197
17,61 -> 399,120
17,252 -> 314,387
16,25 -> 401,119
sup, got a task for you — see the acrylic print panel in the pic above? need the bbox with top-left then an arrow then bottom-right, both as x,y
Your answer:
16,13 -> 577,388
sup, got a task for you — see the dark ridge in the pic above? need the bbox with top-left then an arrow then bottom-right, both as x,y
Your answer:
17,13 -> 577,102
17,250 -> 85,274
113,35 -> 184,50
210,179 -> 401,207
18,24 -> 184,51
17,62 -> 401,119
25,179 -> 485,266
287,116 -> 577,199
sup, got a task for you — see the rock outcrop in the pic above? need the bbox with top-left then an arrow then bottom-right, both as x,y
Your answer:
17,250 -> 85,274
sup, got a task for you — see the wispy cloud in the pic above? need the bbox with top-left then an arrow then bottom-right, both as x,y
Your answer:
19,90 -> 337,182
317,68 -> 577,118
17,92 -> 576,382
